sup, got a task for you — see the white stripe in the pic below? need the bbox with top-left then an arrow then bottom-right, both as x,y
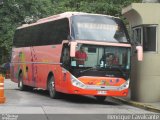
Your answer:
11,62 -> 62,65
0,83 -> 4,85
75,40 -> 131,47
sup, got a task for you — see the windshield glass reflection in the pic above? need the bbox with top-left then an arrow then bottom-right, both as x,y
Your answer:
72,15 -> 130,43
71,44 -> 131,70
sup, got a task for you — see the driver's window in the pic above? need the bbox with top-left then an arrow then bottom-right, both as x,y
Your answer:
61,44 -> 70,67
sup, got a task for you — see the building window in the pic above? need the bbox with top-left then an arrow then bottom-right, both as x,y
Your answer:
132,25 -> 157,52
133,27 -> 142,45
143,26 -> 156,51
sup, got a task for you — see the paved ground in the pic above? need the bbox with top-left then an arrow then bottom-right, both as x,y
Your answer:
0,79 -> 159,120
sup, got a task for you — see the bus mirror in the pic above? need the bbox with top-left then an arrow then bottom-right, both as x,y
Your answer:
70,41 -> 77,57
136,46 -> 143,61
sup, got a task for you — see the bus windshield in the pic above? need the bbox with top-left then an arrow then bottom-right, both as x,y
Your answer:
71,44 -> 131,70
71,15 -> 130,43
69,44 -> 131,79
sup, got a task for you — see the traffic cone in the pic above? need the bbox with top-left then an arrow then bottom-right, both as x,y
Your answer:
0,74 -> 5,103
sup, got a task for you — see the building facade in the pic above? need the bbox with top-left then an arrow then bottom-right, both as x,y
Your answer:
122,3 -> 160,102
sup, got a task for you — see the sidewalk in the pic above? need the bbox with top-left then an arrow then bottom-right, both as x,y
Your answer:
112,91 -> 160,113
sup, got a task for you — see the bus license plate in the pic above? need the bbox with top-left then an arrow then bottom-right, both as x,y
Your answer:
97,91 -> 106,95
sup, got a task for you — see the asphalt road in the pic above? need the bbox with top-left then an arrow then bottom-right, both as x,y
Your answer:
0,79 -> 157,120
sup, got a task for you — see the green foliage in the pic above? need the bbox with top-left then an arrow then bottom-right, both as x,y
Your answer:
53,0 -> 141,16
0,0 -> 54,62
0,0 -> 141,63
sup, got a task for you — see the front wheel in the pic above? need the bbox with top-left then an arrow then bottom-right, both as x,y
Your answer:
48,76 -> 60,99
95,96 -> 106,102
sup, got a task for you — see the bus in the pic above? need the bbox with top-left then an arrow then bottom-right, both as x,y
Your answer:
10,12 -> 143,101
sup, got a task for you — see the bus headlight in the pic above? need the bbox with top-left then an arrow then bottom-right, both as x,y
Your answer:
118,80 -> 130,91
71,75 -> 86,89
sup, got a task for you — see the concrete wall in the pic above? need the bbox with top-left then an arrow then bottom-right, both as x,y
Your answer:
122,3 -> 160,102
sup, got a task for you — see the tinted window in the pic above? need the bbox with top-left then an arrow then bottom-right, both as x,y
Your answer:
143,26 -> 156,51
132,25 -> 157,52
13,18 -> 70,47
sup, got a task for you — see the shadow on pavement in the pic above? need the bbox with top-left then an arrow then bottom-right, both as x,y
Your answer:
15,88 -> 119,106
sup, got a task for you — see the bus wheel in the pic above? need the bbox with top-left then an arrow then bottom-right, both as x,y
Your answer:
18,73 -> 27,91
48,76 -> 59,99
95,96 -> 106,102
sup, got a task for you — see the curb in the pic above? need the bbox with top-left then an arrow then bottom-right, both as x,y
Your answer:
112,97 -> 160,113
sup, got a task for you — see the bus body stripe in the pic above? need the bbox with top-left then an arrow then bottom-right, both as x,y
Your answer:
75,40 -> 131,47
11,62 -> 62,65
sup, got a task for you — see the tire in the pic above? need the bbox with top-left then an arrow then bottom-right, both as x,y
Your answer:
18,72 -> 27,91
95,96 -> 106,102
48,76 -> 59,99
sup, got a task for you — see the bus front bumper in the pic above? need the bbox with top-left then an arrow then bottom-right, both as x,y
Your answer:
69,85 -> 129,97
70,75 -> 130,96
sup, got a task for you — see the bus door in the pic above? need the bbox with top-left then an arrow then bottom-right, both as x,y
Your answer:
60,44 -> 71,92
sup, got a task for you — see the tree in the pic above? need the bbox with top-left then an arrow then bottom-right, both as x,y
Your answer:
0,0 -> 54,63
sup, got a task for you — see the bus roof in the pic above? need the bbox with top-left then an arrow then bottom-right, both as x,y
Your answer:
18,12 -> 119,29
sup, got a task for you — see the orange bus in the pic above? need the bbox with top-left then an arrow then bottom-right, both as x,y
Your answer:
10,12 -> 143,101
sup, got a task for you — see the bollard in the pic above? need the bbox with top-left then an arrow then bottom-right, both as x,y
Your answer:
0,74 -> 5,103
